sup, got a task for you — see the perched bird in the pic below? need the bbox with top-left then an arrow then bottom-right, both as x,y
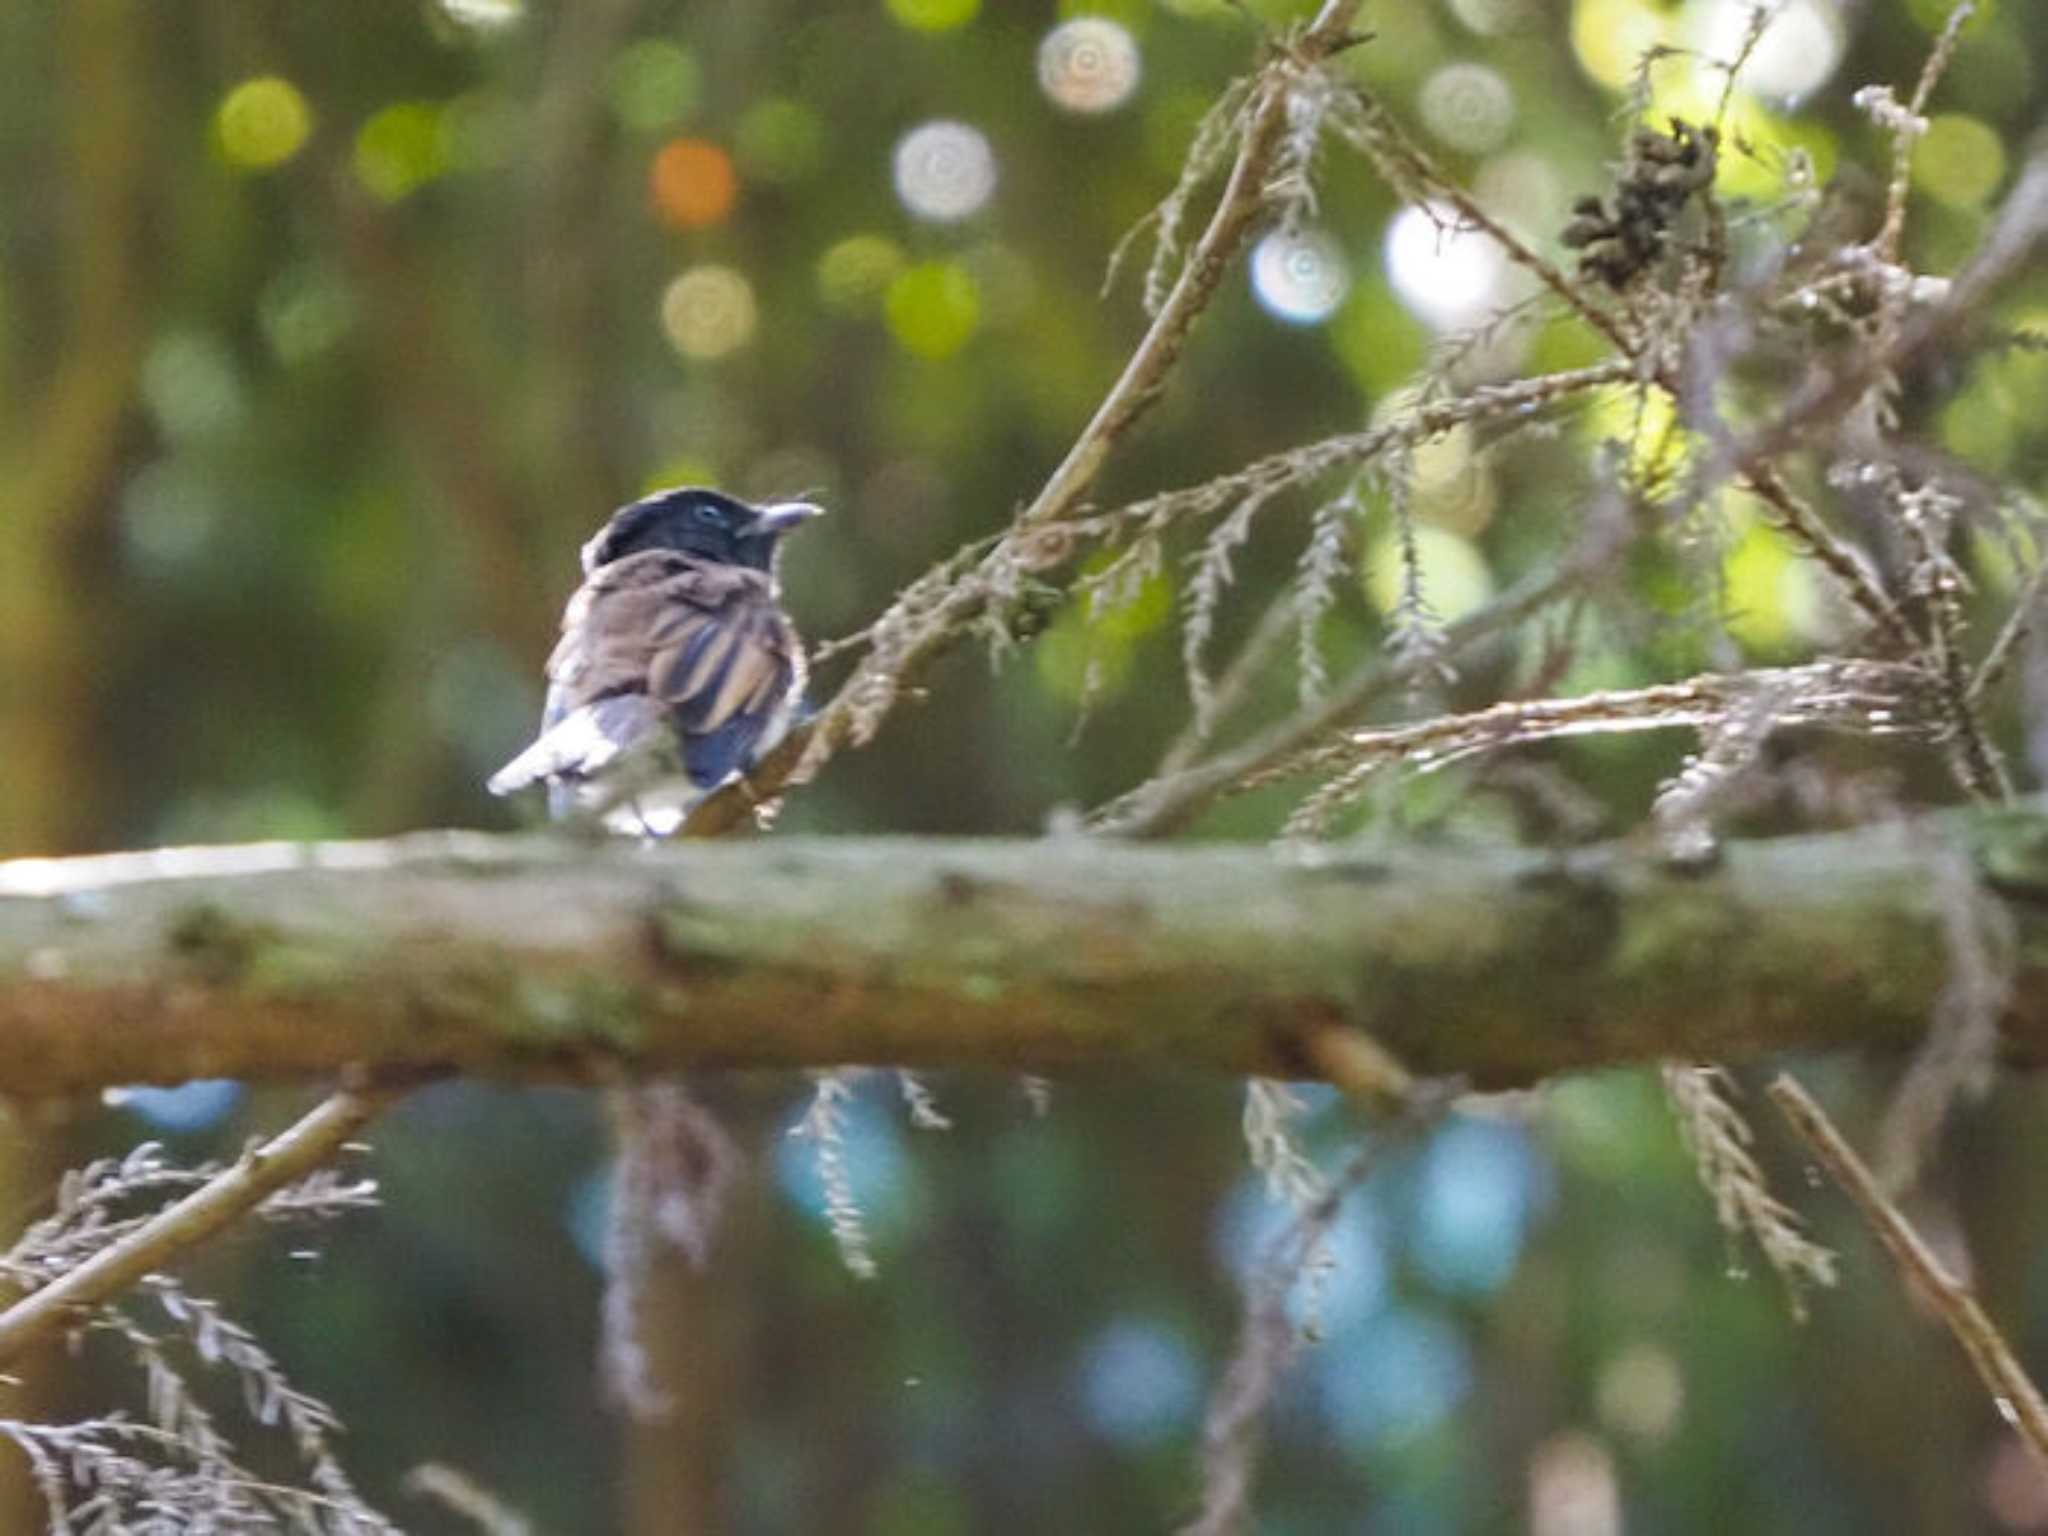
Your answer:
488,486 -> 820,835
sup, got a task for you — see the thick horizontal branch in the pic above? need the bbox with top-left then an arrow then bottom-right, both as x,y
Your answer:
5,814 -> 2048,1095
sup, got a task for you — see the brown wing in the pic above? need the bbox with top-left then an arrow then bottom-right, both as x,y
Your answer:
642,564 -> 800,786
540,552 -> 797,787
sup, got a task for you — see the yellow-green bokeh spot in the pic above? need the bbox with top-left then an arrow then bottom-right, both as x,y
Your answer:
1971,521 -> 2040,599
818,235 -> 908,314
1939,375 -> 2016,476
1906,0 -> 1995,27
1721,515 -> 1826,655
1913,114 -> 2006,210
1034,562 -> 1171,705
216,77 -> 314,172
1570,0 -> 1684,93
1584,383 -> 1692,492
1714,103 -> 1837,205
1363,524 -> 1495,624
886,0 -> 979,31
354,102 -> 447,203
640,456 -> 721,496
1329,283 -> 1428,397
885,262 -> 981,360
1963,307 -> 2048,448
737,98 -> 826,184
607,40 -> 702,134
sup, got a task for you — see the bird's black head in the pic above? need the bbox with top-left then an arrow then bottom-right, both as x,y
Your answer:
580,487 -> 821,575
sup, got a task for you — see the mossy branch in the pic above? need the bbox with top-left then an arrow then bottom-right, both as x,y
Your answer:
7,812 -> 2048,1094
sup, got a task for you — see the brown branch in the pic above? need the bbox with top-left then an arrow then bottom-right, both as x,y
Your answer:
682,0 -> 1369,833
1875,3 -> 1976,264
1769,1073 -> 2048,1473
1723,146 -> 2048,479
0,1083 -> 405,1369
1089,501 -> 1631,838
7,812 -> 2048,1092
1739,464 -> 1916,653
1016,0 -> 1366,534
1330,88 -> 1636,359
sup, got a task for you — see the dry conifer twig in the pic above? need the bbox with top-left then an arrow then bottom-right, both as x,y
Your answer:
1663,1064 -> 1836,1318
1769,1073 -> 2048,1472
0,1081 -> 405,1369
683,0 -> 1370,836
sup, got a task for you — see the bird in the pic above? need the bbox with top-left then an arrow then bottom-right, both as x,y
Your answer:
487,486 -> 820,836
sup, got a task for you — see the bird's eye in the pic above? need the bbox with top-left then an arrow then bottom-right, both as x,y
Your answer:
693,502 -> 730,530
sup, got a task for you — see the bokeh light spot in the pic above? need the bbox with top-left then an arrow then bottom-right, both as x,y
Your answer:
736,98 -> 825,183
1410,1117 -> 1538,1295
1383,203 -> 1506,332
885,261 -> 981,359
661,265 -> 758,360
215,77 -> 314,171
435,0 -> 523,35
106,1080 -> 245,1134
1448,0 -> 1538,35
354,102 -> 447,202
886,0 -> 979,31
606,39 -> 702,135
1913,113 -> 2006,209
1418,63 -> 1514,154
1570,0 -> 1684,92
1076,1320 -> 1200,1447
1595,1343 -> 1684,1445
1364,523 -> 1495,623
1037,18 -> 1142,115
141,331 -> 246,442
1318,1306 -> 1472,1444
1250,227 -> 1350,325
1723,510 -> 1830,651
259,263 -> 356,365
650,138 -> 738,230
817,234 -> 907,313
892,120 -> 997,222
1694,0 -> 1843,105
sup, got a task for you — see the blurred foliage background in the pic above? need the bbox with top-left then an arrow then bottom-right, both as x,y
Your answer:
4,0 -> 2048,1530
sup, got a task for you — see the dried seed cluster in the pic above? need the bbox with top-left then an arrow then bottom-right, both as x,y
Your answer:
1563,118 -> 1720,290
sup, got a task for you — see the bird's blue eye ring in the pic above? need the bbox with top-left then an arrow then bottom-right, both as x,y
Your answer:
693,502 -> 731,530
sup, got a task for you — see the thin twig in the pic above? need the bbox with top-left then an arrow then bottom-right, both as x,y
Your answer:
1720,147 -> 2048,482
1970,547 -> 2048,703
0,1082 -> 406,1369
1090,503 -> 1636,837
683,0 -> 1370,834
1299,1026 -> 1414,1104
1768,1073 -> 2048,1474
1741,463 -> 1915,652
1875,3 -> 1975,264
1018,0 -> 1367,534
1328,86 -> 1636,358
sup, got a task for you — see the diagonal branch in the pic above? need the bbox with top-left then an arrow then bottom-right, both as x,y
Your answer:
9,812 -> 2048,1092
0,1081 -> 407,1369
682,0 -> 1370,836
1770,1073 -> 2048,1472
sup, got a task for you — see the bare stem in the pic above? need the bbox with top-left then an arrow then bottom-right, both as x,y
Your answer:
1768,1073 -> 2048,1474
0,1082 -> 406,1369
1090,506 -> 1633,838
683,0 -> 1369,834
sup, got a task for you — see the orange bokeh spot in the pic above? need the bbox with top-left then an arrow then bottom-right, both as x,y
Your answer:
649,138 -> 737,230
